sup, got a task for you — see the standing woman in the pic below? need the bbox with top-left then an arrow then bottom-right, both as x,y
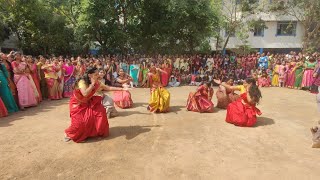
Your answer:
186,81 -> 214,113
271,60 -> 280,87
214,78 -> 262,127
0,53 -> 18,103
138,63 -> 144,86
11,53 -> 38,109
37,56 -> 48,100
0,58 -> 19,113
312,61 -> 320,111
147,65 -> 170,113
63,59 -> 76,97
278,61 -> 286,87
141,62 -> 149,87
302,57 -> 317,89
64,67 -> 125,143
294,58 -> 304,89
286,58 -> 296,88
129,61 -> 139,87
120,60 -> 129,74
57,57 -> 64,98
161,60 -> 170,87
42,59 -> 62,100
26,56 -> 42,102
75,61 -> 85,79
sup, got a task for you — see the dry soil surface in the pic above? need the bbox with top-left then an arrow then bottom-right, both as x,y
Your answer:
0,86 -> 319,180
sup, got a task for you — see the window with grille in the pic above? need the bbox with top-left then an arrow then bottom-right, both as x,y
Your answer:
276,21 -> 297,36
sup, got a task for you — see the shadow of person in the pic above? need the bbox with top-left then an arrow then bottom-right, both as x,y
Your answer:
118,111 -> 150,117
85,125 -> 161,143
255,117 -> 275,127
169,106 -> 185,113
213,107 -> 225,113
0,99 -> 69,128
107,125 -> 160,140
132,102 -> 148,108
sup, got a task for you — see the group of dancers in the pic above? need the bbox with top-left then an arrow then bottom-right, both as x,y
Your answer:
64,64 -> 262,143
64,65 -> 170,142
0,51 -> 318,144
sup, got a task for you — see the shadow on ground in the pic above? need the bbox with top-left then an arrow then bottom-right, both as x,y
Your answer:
118,111 -> 150,117
0,99 -> 69,128
255,117 -> 275,127
169,106 -> 185,113
132,102 -> 148,108
85,125 -> 161,143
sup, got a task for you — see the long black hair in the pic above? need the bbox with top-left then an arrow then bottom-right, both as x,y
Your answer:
245,78 -> 262,104
76,67 -> 97,86
203,81 -> 212,87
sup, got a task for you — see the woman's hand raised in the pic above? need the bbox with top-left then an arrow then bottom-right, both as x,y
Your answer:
213,79 -> 221,85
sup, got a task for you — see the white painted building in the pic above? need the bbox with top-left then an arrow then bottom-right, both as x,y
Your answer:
210,0 -> 304,53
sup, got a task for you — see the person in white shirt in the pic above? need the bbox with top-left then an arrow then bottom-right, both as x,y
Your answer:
168,75 -> 180,87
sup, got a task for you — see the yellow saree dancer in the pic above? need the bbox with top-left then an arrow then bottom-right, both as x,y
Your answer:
148,70 -> 170,113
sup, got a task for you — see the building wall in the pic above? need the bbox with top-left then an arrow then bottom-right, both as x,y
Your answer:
210,0 -> 304,51
224,21 -> 304,49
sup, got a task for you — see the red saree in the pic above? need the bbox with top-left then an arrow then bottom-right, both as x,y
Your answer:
186,85 -> 214,113
226,93 -> 262,127
0,98 -> 8,118
65,83 -> 109,142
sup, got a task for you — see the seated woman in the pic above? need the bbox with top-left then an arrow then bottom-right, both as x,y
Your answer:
98,68 -> 118,119
113,68 -> 133,109
186,82 -> 214,113
214,78 -> 262,127
258,71 -> 271,87
168,75 -> 180,87
216,78 -> 239,109
195,75 -> 202,86
147,65 -> 170,113
64,67 -> 125,143
189,74 -> 196,86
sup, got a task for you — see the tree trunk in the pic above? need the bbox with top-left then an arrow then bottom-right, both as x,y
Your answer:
222,34 -> 231,54
215,35 -> 220,51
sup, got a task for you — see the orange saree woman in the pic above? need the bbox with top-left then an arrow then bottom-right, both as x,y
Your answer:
186,83 -> 214,113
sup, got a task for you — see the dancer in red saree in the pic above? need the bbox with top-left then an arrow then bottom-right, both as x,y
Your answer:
64,67 -> 124,143
186,82 -> 214,113
214,78 -> 262,127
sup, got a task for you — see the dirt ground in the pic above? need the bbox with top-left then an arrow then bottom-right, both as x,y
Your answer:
0,86 -> 319,180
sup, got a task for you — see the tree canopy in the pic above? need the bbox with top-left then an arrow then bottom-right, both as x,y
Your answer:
0,0 -> 219,55
0,0 -> 318,55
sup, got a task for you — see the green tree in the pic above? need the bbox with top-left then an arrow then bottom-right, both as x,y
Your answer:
137,0 -> 219,54
0,20 -> 10,43
0,0 -> 75,55
213,0 -> 267,52
271,0 -> 320,52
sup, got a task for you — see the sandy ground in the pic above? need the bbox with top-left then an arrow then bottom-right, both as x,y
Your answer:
0,86 -> 319,180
